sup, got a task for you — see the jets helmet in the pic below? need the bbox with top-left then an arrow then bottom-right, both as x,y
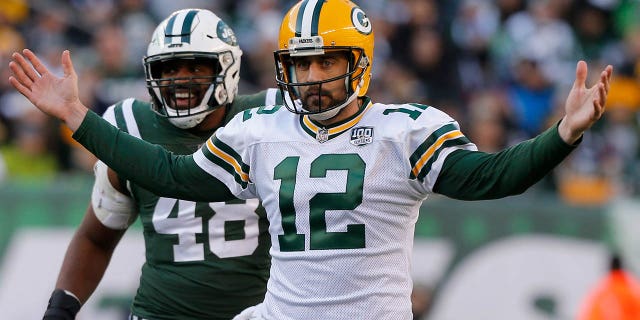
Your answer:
274,0 -> 374,120
144,9 -> 242,129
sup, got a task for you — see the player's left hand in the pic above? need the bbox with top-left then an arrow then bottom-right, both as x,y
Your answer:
559,61 -> 613,144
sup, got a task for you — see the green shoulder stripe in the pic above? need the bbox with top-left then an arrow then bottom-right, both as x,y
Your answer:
201,134 -> 251,188
415,137 -> 471,181
410,123 -> 471,180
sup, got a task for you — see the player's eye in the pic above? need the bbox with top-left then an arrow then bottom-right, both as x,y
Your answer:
294,59 -> 310,70
322,59 -> 335,68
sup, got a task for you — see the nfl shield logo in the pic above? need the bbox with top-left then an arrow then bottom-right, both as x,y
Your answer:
317,128 -> 329,143
350,127 -> 374,146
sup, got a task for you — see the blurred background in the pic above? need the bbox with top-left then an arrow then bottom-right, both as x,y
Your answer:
1,0 -> 640,319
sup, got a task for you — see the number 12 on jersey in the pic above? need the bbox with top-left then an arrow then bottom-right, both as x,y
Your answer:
274,154 -> 366,252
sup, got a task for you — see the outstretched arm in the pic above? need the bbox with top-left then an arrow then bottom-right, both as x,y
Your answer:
435,61 -> 613,200
9,49 -> 235,202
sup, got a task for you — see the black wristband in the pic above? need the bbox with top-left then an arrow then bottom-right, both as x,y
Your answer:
43,289 -> 81,320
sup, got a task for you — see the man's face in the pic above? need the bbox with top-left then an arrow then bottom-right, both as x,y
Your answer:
158,59 -> 216,110
292,52 -> 349,113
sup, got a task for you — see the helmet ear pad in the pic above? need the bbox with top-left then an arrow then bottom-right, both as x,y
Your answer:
143,9 -> 242,128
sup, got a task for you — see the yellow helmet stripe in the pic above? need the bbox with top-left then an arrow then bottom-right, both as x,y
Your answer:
296,0 -> 325,37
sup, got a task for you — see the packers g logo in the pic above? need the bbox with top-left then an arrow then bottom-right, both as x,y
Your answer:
351,7 -> 372,35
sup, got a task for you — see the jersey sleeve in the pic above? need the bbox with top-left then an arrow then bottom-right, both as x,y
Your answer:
73,110 -> 235,202
193,111 -> 257,200
433,122 -> 578,200
404,105 -> 477,193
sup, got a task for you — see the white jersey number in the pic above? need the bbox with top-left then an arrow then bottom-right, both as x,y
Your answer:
152,198 -> 260,261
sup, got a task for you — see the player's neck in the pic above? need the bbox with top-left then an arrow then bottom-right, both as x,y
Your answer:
316,98 -> 362,127
192,105 -> 227,132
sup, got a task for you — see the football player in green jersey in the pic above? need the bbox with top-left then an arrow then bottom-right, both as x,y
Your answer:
10,1 -> 612,319
34,9 -> 279,320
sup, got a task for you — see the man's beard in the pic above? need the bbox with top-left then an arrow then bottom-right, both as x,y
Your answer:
302,88 -> 345,113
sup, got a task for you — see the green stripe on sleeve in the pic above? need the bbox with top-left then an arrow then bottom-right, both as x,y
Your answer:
409,123 -> 459,169
414,137 -> 471,181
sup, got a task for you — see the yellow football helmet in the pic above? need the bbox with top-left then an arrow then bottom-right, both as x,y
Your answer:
274,0 -> 374,119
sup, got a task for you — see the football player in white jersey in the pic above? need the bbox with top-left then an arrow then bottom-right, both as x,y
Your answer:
9,1 -> 612,319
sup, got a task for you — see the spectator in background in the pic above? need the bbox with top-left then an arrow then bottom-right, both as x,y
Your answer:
116,0 -> 157,69
600,76 -> 640,196
234,0 -> 282,93
90,22 -> 146,114
1,0 -> 638,202
612,0 -> 640,39
22,3 -> 71,57
495,0 -> 527,22
0,1 -> 27,150
491,0 -> 579,86
504,56 -> 557,140
389,0 -> 463,109
450,0 -> 501,93
0,93 -> 57,183
616,24 -> 640,77
571,2 -> 617,62
466,90 -> 512,152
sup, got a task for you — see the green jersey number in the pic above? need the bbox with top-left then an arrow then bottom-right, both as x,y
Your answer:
274,154 -> 366,252
382,103 -> 429,120
152,198 -> 260,261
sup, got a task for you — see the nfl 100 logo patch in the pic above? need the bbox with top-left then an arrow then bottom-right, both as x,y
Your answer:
350,127 -> 374,146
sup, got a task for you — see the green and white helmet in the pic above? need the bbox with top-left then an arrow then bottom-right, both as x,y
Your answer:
143,8 -> 242,129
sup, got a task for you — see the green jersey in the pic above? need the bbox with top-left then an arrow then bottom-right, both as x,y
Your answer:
100,89 -> 281,319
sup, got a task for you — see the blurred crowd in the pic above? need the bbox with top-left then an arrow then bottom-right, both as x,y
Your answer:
0,0 -> 639,206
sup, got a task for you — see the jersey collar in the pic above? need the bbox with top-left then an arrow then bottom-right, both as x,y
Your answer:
300,97 -> 373,143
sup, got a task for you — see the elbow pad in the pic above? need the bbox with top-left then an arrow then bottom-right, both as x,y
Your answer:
91,161 -> 138,230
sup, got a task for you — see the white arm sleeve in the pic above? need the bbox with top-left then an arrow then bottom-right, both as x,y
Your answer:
90,161 -> 138,230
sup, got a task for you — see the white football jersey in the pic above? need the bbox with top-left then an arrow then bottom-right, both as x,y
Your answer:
193,98 -> 477,319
